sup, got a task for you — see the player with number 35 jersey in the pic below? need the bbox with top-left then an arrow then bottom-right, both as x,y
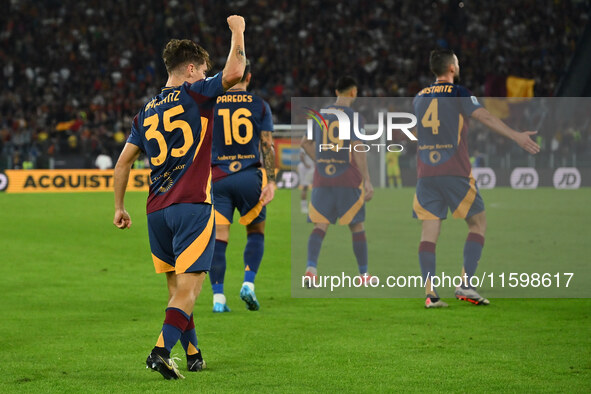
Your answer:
128,73 -> 222,214
113,17 -> 247,380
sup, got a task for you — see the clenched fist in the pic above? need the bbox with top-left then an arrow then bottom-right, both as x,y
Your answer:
227,15 -> 245,33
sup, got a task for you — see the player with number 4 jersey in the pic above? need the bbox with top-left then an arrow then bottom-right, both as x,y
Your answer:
413,49 -> 540,309
208,59 -> 276,313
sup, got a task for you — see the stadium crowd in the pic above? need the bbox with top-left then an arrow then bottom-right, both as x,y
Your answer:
1,0 -> 588,169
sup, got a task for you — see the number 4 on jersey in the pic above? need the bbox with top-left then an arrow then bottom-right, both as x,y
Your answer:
421,98 -> 440,135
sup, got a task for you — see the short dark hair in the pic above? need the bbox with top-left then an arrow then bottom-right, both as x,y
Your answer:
162,39 -> 212,74
241,58 -> 251,82
335,76 -> 358,93
429,49 -> 456,77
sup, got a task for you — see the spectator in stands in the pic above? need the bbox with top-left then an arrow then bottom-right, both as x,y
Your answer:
1,0 -> 588,168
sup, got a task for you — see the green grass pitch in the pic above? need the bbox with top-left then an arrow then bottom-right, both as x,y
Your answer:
0,189 -> 589,392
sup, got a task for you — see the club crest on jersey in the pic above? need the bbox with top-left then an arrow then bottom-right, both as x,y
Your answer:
324,164 -> 337,176
429,151 -> 441,164
229,161 -> 242,172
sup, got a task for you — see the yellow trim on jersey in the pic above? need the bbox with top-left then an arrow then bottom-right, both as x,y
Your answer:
338,183 -> 365,225
152,253 -> 174,273
452,175 -> 477,219
457,114 -> 464,145
205,170 -> 212,204
189,119 -> 211,203
413,193 -> 439,220
308,201 -> 330,224
176,208 -> 215,273
238,168 -> 268,226
215,209 -> 231,225
193,120 -> 208,160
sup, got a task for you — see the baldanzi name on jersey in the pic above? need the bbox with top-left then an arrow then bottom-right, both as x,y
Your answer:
216,94 -> 253,103
144,91 -> 181,110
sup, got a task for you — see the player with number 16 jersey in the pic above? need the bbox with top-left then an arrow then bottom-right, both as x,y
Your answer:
208,60 -> 276,313
211,89 -> 273,181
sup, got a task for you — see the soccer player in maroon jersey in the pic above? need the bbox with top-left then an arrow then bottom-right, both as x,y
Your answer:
113,16 -> 246,379
413,49 -> 540,308
301,77 -> 375,286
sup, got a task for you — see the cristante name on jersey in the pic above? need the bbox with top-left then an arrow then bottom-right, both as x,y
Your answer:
144,90 -> 181,111
417,85 -> 454,95
216,94 -> 253,103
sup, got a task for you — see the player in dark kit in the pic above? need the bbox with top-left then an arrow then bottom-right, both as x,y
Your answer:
301,76 -> 374,286
209,59 -> 276,312
113,16 -> 246,379
413,49 -> 540,308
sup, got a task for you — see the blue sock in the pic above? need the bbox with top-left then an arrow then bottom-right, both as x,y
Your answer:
307,228 -> 326,269
180,314 -> 199,357
463,233 -> 485,289
154,307 -> 190,356
244,232 -> 264,283
209,240 -> 227,294
419,241 -> 438,298
352,231 -> 368,274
